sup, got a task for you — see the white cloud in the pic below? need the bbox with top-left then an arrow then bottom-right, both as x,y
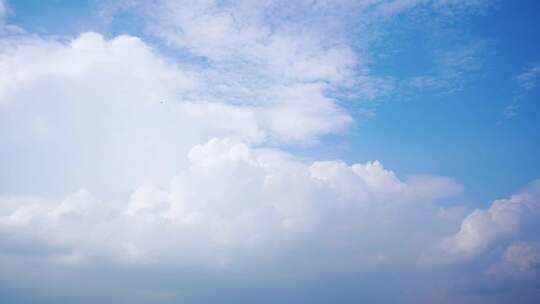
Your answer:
517,62 -> 540,90
107,0 -> 391,107
0,32 -> 196,104
0,29 -> 465,277
0,32 -> 210,197
11,135 -> 540,304
260,83 -> 352,141
98,0 -> 494,115
503,98 -> 520,118
0,31 -> 358,200
443,180 -> 540,259
0,137 -> 463,270
138,0 -> 358,83
405,42 -> 486,93
488,241 -> 540,275
501,61 -> 540,119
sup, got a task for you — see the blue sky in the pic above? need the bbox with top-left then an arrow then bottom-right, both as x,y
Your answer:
1,0 -> 540,303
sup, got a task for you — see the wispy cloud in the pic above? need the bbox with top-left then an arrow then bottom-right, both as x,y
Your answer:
517,62 -> 540,90
503,99 -> 520,119
405,42 -> 487,93
502,61 -> 540,119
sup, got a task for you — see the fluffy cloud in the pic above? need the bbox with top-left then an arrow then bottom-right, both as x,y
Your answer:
444,180 -> 540,260
0,138 -> 462,303
0,138 -> 469,304
0,31 -> 355,199
0,30 -> 468,299
0,31 -> 204,197
3,137 -> 538,303
489,241 -> 540,275
0,32 -> 196,104
0,138 -> 462,268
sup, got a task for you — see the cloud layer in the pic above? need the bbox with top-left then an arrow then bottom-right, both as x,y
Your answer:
1,136 -> 540,303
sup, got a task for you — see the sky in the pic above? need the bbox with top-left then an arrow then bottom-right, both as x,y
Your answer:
0,0 -> 539,303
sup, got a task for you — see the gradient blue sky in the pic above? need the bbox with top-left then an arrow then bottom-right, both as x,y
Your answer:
1,1 -> 540,303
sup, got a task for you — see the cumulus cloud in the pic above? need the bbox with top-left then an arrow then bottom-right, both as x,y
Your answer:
0,30 -> 469,300
0,138 -> 463,268
443,180 -> 540,260
0,31 -> 206,197
0,32 -> 196,103
488,241 -> 540,275
3,137 -> 538,303
0,31 -> 356,199
0,138 -> 471,304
